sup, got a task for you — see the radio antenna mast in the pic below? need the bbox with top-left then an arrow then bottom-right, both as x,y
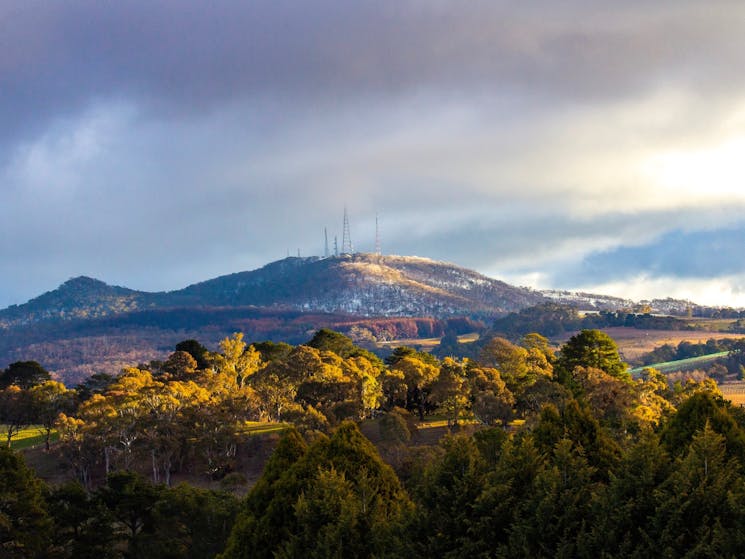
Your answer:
374,213 -> 381,255
324,227 -> 329,258
341,207 -> 353,254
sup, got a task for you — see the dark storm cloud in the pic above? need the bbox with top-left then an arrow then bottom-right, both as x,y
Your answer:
4,0 -> 745,146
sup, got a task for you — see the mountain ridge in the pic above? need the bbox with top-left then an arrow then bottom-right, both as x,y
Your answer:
0,253 -> 735,384
0,254 -> 547,329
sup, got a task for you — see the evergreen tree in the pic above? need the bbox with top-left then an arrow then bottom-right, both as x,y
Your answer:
47,481 -> 118,559
220,423 -> 411,559
307,328 -> 383,369
97,471 -> 163,558
653,423 -> 745,556
470,433 -> 543,555
533,399 -> 621,479
149,484 -> 239,559
507,439 -> 599,559
0,360 -> 51,389
556,330 -> 628,385
0,447 -> 52,558
219,428 -> 308,559
409,435 -> 488,558
581,434 -> 671,557
660,391 -> 745,462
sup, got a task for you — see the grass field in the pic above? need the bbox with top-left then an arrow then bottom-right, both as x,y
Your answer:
0,425 -> 58,450
376,337 -> 441,350
238,421 -> 289,436
597,327 -> 745,364
720,382 -> 745,406
376,332 -> 480,352
628,351 -> 730,375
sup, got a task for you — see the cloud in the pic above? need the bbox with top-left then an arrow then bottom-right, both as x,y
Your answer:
563,227 -> 745,283
2,2 -> 745,309
4,1 -> 745,143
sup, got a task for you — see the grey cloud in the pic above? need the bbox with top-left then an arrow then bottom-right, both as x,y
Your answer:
550,226 -> 745,287
3,2 -> 745,308
4,1 -> 745,148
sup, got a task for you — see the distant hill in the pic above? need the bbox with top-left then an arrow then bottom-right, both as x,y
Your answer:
540,289 -> 718,316
0,254 -> 547,383
5,253 -> 734,384
0,254 -> 547,329
165,254 -> 547,317
0,276 -> 148,327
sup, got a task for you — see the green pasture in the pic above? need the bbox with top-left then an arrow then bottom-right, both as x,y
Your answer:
416,415 -> 523,429
0,425 -> 59,450
628,351 -> 730,375
238,421 -> 289,436
0,422 -> 284,450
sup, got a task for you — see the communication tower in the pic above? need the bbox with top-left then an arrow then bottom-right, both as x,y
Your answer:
374,213 -> 381,255
341,207 -> 353,254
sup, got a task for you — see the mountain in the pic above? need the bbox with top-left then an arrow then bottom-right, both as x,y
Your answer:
0,254 -> 547,329
165,254 -> 546,316
0,254 -> 548,383
0,276 -> 149,327
540,289 -> 700,315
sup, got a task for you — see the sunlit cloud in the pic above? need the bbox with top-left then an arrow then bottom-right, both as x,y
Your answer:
569,275 -> 745,308
642,136 -> 745,202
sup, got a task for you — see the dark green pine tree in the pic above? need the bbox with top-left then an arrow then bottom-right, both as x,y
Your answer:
580,433 -> 672,557
507,438 -> 600,559
219,428 -> 308,559
652,422 -> 745,556
306,328 -> 385,369
660,391 -> 745,462
469,433 -> 543,556
556,329 -> 628,386
532,399 -> 621,480
0,360 -> 51,389
408,434 -> 489,558
47,481 -> 118,559
220,422 -> 411,559
149,484 -> 240,559
0,446 -> 53,558
96,471 -> 164,558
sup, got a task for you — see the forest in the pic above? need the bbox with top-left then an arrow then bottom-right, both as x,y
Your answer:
3,327 -> 745,557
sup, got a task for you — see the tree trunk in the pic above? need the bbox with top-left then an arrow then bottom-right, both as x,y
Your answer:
152,449 -> 159,483
105,446 -> 111,474
164,457 -> 172,486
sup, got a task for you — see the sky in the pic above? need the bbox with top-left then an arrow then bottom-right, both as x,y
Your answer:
3,1 -> 745,309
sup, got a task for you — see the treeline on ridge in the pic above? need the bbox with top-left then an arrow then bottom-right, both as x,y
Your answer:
490,302 -> 692,339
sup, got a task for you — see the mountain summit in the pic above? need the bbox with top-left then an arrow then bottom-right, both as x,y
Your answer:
167,254 -> 546,317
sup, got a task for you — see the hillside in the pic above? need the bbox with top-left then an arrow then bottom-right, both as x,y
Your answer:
0,254 -> 545,382
167,254 -> 546,316
0,276 -> 150,327
0,254 -> 546,329
541,289 -> 721,316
